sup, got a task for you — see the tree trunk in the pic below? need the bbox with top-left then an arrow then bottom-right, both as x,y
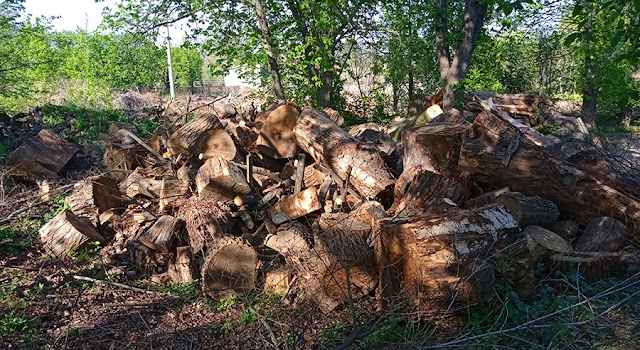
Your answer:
434,0 -> 488,111
293,108 -> 395,199
317,71 -> 333,108
494,192 -> 559,229
252,0 -> 286,102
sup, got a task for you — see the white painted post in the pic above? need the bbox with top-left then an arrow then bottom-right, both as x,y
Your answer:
166,26 -> 175,99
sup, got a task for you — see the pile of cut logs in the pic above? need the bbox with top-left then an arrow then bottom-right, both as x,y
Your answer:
17,95 -> 638,313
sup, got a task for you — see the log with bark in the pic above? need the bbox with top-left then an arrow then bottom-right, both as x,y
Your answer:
193,128 -> 238,161
574,216 -> 627,252
194,157 -> 251,200
167,113 -> 223,157
268,187 -> 322,224
39,210 -> 105,257
458,110 -> 640,234
376,204 -> 520,308
495,192 -> 559,229
120,167 -> 190,203
293,108 -> 395,199
7,129 -> 79,180
201,238 -> 259,299
168,246 -> 198,283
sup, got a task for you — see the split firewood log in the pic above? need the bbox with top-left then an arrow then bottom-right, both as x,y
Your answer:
39,210 -> 105,257
65,176 -> 122,228
120,167 -> 189,203
257,104 -> 301,159
103,143 -> 150,181
376,204 -> 520,308
7,129 -> 79,180
575,217 -> 627,252
265,222 -> 340,313
268,187 -> 322,224
458,110 -> 640,233
293,108 -> 395,199
495,192 -> 559,229
393,165 -> 469,216
263,266 -> 294,294
402,122 -> 469,173
167,113 -> 223,157
202,238 -> 258,299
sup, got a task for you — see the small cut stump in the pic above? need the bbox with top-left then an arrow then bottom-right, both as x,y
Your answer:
39,210 -> 105,257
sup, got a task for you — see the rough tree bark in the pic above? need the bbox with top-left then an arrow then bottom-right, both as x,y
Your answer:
252,0 -> 286,102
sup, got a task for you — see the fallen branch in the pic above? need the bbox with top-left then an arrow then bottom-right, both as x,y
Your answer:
72,275 -> 161,295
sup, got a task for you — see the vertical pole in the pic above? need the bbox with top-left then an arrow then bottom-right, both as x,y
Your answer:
166,26 -> 175,99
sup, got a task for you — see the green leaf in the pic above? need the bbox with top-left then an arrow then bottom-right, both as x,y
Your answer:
572,4 -> 584,17
564,33 -> 580,46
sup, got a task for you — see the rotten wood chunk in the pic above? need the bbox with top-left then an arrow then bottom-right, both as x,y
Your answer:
136,215 -> 188,254
458,110 -> 640,233
293,107 -> 395,199
176,199 -> 233,254
268,187 -> 322,224
575,217 -> 627,253
495,192 -> 559,229
202,238 -> 258,299
265,222 -> 340,313
39,210 -> 105,257
393,165 -> 468,216
168,246 -> 198,283
257,104 -> 300,159
551,220 -> 579,242
263,266 -> 293,294
103,143 -> 149,181
551,251 -> 630,283
168,113 -> 224,157
195,157 -> 251,201
377,204 -> 520,308
401,122 -> 468,173
7,129 -> 79,180
65,176 -> 122,228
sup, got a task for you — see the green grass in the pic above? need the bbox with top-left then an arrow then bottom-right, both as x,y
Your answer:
0,140 -> 9,157
597,125 -> 640,133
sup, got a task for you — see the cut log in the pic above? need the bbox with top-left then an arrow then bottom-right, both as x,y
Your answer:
7,129 -> 79,180
551,220 -> 579,242
176,198 -> 233,254
464,91 -> 552,126
575,217 -> 627,252
194,157 -> 251,201
265,222 -> 340,313
458,110 -> 640,233
323,107 -> 344,126
268,187 -> 322,224
263,266 -> 293,294
65,176 -> 122,228
194,128 -> 237,161
524,225 -> 570,267
168,113 -> 223,156
495,192 -> 559,229
303,164 -> 327,188
463,187 -> 511,209
377,204 -> 519,307
293,108 -> 395,199
393,165 -> 468,216
168,246 -> 198,283
225,121 -> 258,152
318,212 -> 371,241
120,167 -> 189,202
201,238 -> 258,299
401,122 -> 469,174
551,251 -> 630,283
257,104 -> 300,159
39,210 -> 105,257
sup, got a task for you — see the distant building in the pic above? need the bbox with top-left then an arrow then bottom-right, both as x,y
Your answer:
224,67 -> 260,89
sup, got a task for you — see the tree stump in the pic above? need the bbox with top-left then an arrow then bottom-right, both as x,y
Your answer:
401,122 -> 469,173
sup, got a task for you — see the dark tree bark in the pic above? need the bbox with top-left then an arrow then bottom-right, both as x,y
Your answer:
252,0 -> 286,102
581,54 -> 599,127
434,0 -> 488,110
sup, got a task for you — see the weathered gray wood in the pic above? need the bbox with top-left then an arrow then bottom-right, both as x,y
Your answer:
39,210 -> 105,257
202,238 -> 258,299
495,192 -> 559,229
7,129 -> 79,180
575,217 -> 627,252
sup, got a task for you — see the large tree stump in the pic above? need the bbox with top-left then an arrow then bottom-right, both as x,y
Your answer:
7,129 -> 79,180
293,108 -> 395,199
377,204 -> 519,308
268,187 -> 322,224
458,110 -> 640,233
65,176 -> 122,228
495,192 -> 559,229
401,123 -> 469,173
202,238 -> 258,299
39,210 -> 105,257
393,165 -> 469,216
257,104 -> 301,159
575,217 -> 627,252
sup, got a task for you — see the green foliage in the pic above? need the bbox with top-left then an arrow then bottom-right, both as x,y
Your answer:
154,280 -> 200,301
68,241 -> 102,264
0,140 -> 9,157
318,322 -> 348,342
41,104 -> 127,143
238,309 -> 257,327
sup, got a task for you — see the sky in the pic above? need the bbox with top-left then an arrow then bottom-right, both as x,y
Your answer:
22,0 -> 186,43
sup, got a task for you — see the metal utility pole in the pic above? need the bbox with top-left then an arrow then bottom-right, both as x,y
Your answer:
166,26 -> 175,99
